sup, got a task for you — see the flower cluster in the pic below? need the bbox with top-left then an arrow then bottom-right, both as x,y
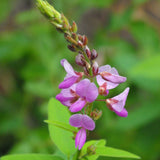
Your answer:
56,59 -> 129,150
37,0 -> 130,150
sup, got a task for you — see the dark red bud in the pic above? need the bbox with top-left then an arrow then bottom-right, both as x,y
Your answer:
92,61 -> 99,75
78,34 -> 83,41
85,46 -> 91,59
68,45 -> 76,52
77,40 -> 83,48
82,35 -> 88,46
91,49 -> 98,60
83,67 -> 89,76
71,33 -> 77,40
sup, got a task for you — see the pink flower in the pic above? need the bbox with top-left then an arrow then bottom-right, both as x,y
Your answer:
106,87 -> 129,117
56,79 -> 98,112
59,59 -> 83,89
69,114 -> 95,150
96,65 -> 126,95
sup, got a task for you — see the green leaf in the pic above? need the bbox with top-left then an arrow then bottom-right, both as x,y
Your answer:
44,120 -> 77,133
48,98 -> 76,157
95,146 -> 140,159
79,139 -> 106,160
130,55 -> 160,80
1,154 -> 64,160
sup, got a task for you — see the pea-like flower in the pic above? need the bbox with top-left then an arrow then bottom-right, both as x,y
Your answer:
106,87 -> 129,117
69,114 -> 95,150
59,59 -> 83,89
56,79 -> 98,112
96,65 -> 126,95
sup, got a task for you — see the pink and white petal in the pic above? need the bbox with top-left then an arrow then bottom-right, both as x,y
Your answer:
61,59 -> 76,76
107,81 -> 119,90
110,67 -> 118,75
69,114 -> 83,128
75,128 -> 86,150
113,87 -> 130,102
86,82 -> 98,102
114,108 -> 128,117
76,79 -> 90,98
81,115 -> 95,131
59,76 -> 78,89
61,84 -> 76,97
70,98 -> 86,112
112,100 -> 124,112
102,74 -> 127,84
99,65 -> 111,73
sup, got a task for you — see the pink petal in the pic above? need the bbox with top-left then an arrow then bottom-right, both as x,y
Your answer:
85,82 -> 98,103
108,87 -> 130,113
75,128 -> 86,150
70,98 -> 86,112
76,79 -> 98,102
69,114 -> 83,128
101,72 -> 126,84
59,76 -> 78,89
114,108 -> 128,117
81,115 -> 95,131
96,75 -> 119,90
61,59 -> 76,76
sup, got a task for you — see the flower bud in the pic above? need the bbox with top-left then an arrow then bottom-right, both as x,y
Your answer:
77,40 -> 83,48
61,14 -> 70,30
78,34 -> 83,41
87,145 -> 96,155
84,46 -> 91,59
83,67 -> 89,76
91,49 -> 98,60
71,21 -> 78,33
82,35 -> 88,46
98,82 -> 109,96
64,33 -> 78,45
71,33 -> 78,40
75,54 -> 86,66
92,61 -> 99,76
68,45 -> 76,52
90,109 -> 102,120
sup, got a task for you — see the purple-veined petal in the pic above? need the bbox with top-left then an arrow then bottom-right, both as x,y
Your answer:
76,79 -> 90,98
101,72 -> 126,84
69,114 -> 83,128
75,128 -> 86,150
114,108 -> 128,117
70,98 -> 86,112
59,76 -> 78,89
85,82 -> 98,102
96,75 -> 119,90
107,87 -> 130,112
81,115 -> 95,131
61,59 -> 77,76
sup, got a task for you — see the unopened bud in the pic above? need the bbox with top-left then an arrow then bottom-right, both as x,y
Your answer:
98,82 -> 109,96
91,49 -> 98,60
71,21 -> 78,33
75,54 -> 86,66
77,40 -> 83,48
68,45 -> 76,52
84,46 -> 91,59
87,145 -> 96,155
71,33 -> 78,40
82,35 -> 88,46
91,109 -> 102,120
92,61 -> 99,75
83,67 -> 89,76
61,14 -> 70,30
78,34 -> 83,41
64,34 -> 78,45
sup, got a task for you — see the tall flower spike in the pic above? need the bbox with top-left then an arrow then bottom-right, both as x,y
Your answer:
106,87 -> 130,117
69,114 -> 95,150
97,65 -> 127,90
56,79 -> 98,112
59,59 -> 83,89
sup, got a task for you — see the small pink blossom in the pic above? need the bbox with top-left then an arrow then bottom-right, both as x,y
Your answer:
69,114 -> 95,150
106,87 -> 129,117
96,65 -> 127,94
56,79 -> 98,112
59,59 -> 83,89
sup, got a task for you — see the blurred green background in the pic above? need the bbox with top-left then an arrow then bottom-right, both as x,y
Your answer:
0,0 -> 160,160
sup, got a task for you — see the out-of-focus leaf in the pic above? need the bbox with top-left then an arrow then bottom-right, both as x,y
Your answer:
116,100 -> 160,130
94,146 -> 140,159
1,154 -> 64,160
48,98 -> 76,157
130,55 -> 160,80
